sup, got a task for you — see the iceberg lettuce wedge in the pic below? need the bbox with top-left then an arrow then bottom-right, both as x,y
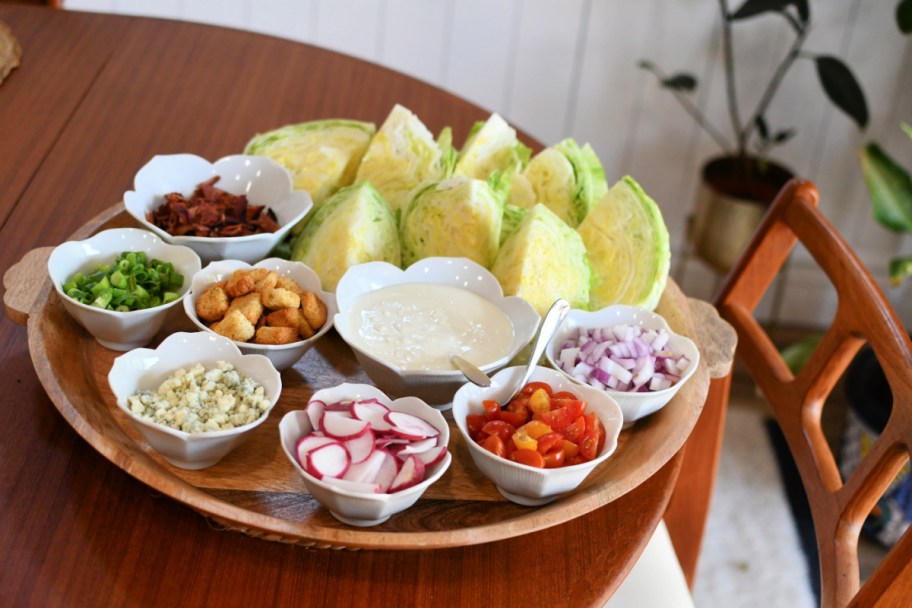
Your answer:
491,204 -> 591,316
399,177 -> 504,268
244,119 -> 375,209
454,113 -> 531,181
519,138 -> 608,227
290,181 -> 400,291
578,176 -> 670,311
354,104 -> 448,216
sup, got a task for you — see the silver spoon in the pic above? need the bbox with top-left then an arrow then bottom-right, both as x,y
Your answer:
450,298 -> 571,405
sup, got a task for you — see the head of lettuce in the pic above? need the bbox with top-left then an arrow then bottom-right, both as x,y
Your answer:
490,204 -> 591,316
290,181 -> 400,292
399,177 -> 504,268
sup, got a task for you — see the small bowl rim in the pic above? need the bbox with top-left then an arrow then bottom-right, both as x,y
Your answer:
108,331 -> 282,441
48,227 -> 202,318
452,366 -> 623,474
545,304 -> 701,400
123,153 -> 312,247
279,383 -> 452,503
183,257 -> 337,353
332,257 -> 541,378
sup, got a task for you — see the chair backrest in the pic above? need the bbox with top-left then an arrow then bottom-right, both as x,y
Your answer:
714,179 -> 912,607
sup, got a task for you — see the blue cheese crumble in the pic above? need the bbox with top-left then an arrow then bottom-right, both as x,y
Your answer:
128,361 -> 270,433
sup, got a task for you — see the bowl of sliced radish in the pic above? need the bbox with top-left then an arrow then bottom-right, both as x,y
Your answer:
545,305 -> 700,428
278,383 -> 452,527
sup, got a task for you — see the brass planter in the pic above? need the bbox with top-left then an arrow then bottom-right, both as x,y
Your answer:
689,156 -> 794,273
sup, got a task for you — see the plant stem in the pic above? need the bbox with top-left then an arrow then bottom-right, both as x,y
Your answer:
664,85 -> 733,153
740,23 -> 809,151
719,0 -> 743,156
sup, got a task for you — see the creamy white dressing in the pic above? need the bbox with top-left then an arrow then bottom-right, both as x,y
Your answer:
345,283 -> 514,371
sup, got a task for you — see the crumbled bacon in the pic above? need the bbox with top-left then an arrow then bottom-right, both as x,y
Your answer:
146,176 -> 280,237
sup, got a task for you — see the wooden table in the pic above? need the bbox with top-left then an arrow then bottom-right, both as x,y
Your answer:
0,5 -> 721,606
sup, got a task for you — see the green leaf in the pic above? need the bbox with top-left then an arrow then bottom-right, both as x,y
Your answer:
773,128 -> 796,143
637,59 -> 655,70
815,56 -> 868,129
731,0 -> 809,23
756,115 -> 769,140
889,256 -> 912,285
860,142 -> 912,233
780,333 -> 823,374
903,122 -> 912,140
661,73 -> 698,91
899,0 -> 912,34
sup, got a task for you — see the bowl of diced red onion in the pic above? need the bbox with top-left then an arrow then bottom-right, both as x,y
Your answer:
278,383 -> 452,526
545,305 -> 700,428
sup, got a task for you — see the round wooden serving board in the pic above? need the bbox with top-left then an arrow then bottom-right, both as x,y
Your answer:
6,204 -> 709,550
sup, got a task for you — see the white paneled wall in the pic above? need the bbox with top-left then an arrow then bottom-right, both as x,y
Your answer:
65,0 -> 912,327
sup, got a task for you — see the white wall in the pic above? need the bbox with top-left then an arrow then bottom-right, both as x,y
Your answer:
65,0 -> 912,327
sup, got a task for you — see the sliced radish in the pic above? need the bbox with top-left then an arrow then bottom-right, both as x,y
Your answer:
305,400 -> 325,431
374,450 -> 400,493
396,437 -> 437,458
413,446 -> 448,468
385,411 -> 440,440
350,400 -> 393,432
305,442 -> 350,480
344,427 -> 375,464
323,477 -> 382,494
321,411 -> 370,440
388,454 -> 426,493
325,400 -> 353,412
295,435 -> 337,468
375,436 -> 411,450
344,450 -> 387,484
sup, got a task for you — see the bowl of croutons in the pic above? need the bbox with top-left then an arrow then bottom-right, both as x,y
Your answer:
184,258 -> 337,370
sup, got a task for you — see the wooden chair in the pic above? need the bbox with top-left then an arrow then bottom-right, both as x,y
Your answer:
704,179 -> 912,606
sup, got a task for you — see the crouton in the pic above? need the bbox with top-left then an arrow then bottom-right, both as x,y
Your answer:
300,291 -> 328,330
254,325 -> 300,345
195,285 -> 230,322
211,309 -> 255,342
224,269 -> 255,298
266,307 -> 302,329
261,287 -> 300,310
226,292 -> 264,325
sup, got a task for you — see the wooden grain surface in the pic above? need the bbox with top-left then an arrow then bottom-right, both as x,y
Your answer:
7,206 -> 708,550
0,5 -> 709,606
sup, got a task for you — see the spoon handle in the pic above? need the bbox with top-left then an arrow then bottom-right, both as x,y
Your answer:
510,299 -> 570,400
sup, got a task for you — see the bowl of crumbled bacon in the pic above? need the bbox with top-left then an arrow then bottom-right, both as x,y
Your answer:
124,154 -> 313,263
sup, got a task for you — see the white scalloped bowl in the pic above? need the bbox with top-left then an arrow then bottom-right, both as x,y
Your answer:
108,331 -> 282,470
333,257 -> 541,408
48,227 -> 202,351
545,305 -> 700,428
278,383 -> 452,527
124,154 -> 313,263
452,366 -> 622,506
183,258 -> 337,371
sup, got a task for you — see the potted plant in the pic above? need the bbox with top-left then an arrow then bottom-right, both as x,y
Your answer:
640,0 -> 868,272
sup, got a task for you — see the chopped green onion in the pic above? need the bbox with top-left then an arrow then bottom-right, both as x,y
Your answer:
61,251 -> 184,312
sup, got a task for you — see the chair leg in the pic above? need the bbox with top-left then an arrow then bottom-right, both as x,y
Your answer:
663,371 -> 733,587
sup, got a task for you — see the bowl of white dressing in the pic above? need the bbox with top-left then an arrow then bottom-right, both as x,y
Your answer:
334,258 -> 541,408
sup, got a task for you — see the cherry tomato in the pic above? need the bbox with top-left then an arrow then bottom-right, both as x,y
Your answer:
511,426 -> 538,451
579,430 -> 600,461
521,420 -> 552,439
480,434 -> 506,458
512,449 -> 545,468
482,399 -> 500,419
505,396 -> 531,420
536,432 -> 564,455
466,413 -> 486,439
543,448 -> 565,469
551,390 -> 578,400
521,381 -> 553,397
481,420 -> 516,443
528,388 -> 551,415
540,401 -> 586,429
562,439 -> 580,459
496,409 -> 528,428
561,416 -> 586,443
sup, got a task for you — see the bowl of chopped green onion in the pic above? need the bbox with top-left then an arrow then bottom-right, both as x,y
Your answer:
48,228 -> 202,350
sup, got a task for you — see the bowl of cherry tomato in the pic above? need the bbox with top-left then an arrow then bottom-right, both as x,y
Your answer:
451,366 -> 623,506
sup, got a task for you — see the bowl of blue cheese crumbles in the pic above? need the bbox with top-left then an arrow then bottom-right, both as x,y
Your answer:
108,331 -> 281,469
